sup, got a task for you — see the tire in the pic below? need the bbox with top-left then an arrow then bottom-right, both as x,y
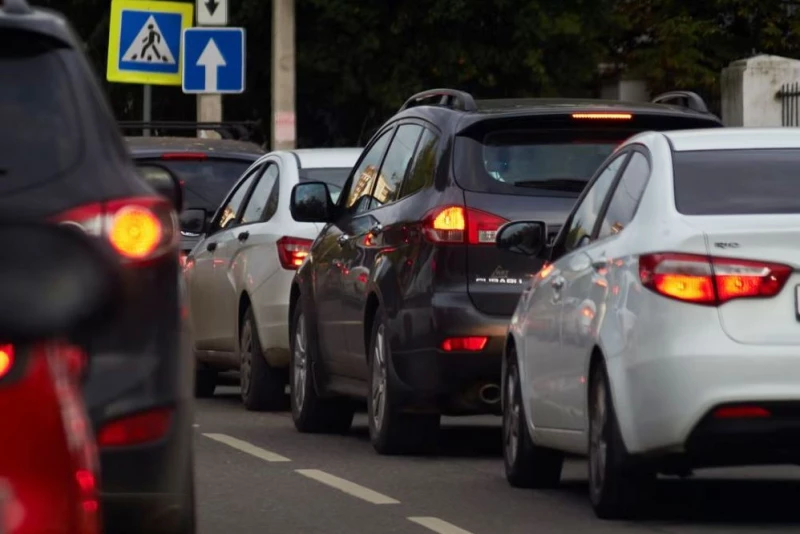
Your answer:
367,307 -> 440,455
588,361 -> 654,519
194,368 -> 217,398
239,307 -> 287,412
503,349 -> 564,488
290,301 -> 354,433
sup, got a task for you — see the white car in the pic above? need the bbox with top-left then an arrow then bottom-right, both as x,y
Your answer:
183,148 -> 361,410
497,128 -> 800,519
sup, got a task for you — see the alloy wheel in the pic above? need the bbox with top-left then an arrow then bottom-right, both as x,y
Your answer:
504,365 -> 520,466
240,322 -> 253,398
589,376 -> 608,497
293,314 -> 307,411
371,324 -> 388,432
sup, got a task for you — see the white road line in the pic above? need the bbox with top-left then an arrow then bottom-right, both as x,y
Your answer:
202,433 -> 291,462
408,517 -> 475,534
295,469 -> 400,505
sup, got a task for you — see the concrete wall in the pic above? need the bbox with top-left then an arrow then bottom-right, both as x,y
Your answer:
721,54 -> 800,127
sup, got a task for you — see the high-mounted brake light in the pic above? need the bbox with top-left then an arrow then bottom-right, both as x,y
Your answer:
572,112 -> 632,120
277,236 -> 313,270
0,344 -> 13,378
52,196 -> 178,262
161,152 -> 207,161
97,407 -> 173,448
639,253 -> 792,306
423,205 -> 508,245
441,336 -> 488,352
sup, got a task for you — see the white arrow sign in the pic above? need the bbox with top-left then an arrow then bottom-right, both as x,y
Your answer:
197,38 -> 226,92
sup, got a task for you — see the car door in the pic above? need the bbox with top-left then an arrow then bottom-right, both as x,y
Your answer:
524,151 -> 629,430
559,149 -> 651,430
189,163 -> 263,350
312,129 -> 393,374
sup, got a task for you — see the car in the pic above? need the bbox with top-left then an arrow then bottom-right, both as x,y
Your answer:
499,127 -> 800,519
126,135 -> 265,264
286,87 -> 724,455
0,3 -> 194,533
182,148 -> 361,409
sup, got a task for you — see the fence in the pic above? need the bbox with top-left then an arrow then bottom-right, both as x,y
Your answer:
776,82 -> 800,126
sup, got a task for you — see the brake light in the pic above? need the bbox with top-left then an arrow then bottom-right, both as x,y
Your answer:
97,407 -> 173,448
0,344 -> 13,378
423,206 -> 508,245
161,152 -> 207,161
713,405 -> 770,419
52,196 -> 178,262
441,336 -> 488,352
277,236 -> 312,270
572,112 -> 632,120
639,253 -> 792,305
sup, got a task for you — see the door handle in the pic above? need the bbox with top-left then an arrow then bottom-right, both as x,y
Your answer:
337,234 -> 351,246
368,223 -> 384,235
206,242 -> 217,252
551,276 -> 565,291
592,260 -> 607,271
237,231 -> 250,242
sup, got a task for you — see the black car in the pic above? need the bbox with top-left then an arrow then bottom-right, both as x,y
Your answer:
1,3 -> 194,533
126,135 -> 265,262
287,88 -> 723,455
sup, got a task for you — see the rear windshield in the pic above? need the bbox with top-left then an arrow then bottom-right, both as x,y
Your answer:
673,149 -> 800,215
150,158 -> 253,211
454,114 -> 720,196
0,32 -> 81,189
300,167 -> 351,203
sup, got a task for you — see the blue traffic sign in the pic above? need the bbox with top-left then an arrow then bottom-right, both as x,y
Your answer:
106,0 -> 193,86
182,28 -> 246,94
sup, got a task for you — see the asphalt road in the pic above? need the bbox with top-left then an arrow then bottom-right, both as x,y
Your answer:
195,385 -> 800,534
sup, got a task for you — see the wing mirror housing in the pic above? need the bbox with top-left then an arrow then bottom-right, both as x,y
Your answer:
290,181 -> 335,223
180,208 -> 209,235
496,220 -> 548,257
136,163 -> 183,212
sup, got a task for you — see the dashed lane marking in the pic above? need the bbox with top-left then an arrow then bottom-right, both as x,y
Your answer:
295,469 -> 400,505
408,517 -> 475,534
202,433 -> 291,462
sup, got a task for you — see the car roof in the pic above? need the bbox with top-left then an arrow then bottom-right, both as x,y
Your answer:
664,128 -> 800,152
290,148 -> 362,169
472,97 -> 707,116
125,136 -> 265,160
0,2 -> 76,46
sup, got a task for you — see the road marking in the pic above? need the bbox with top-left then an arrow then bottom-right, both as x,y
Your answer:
408,517 -> 475,534
295,469 -> 399,504
202,433 -> 291,462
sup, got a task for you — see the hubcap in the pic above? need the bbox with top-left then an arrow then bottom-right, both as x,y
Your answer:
504,366 -> 520,465
589,376 -> 608,496
293,314 -> 307,411
371,325 -> 388,432
240,322 -> 253,398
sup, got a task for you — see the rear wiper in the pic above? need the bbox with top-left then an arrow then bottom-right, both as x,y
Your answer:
513,178 -> 588,192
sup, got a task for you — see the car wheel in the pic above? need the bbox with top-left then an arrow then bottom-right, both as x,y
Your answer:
503,349 -> 564,488
367,307 -> 440,455
588,361 -> 654,519
239,307 -> 287,412
290,302 -> 354,433
194,368 -> 217,398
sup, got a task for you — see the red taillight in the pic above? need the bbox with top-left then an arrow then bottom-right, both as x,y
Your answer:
97,407 -> 173,448
441,336 -> 488,352
713,406 -> 771,419
277,236 -> 312,270
423,205 -> 508,245
638,253 -> 792,306
52,196 -> 178,262
161,152 -> 207,161
0,344 -> 13,378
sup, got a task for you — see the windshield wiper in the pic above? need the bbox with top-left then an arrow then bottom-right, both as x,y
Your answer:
513,178 -> 588,192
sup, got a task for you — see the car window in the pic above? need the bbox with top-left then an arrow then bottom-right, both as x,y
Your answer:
343,130 -> 392,214
561,154 -> 627,253
214,165 -> 261,231
596,152 -> 650,239
241,164 -> 279,224
150,159 -> 253,213
372,124 -> 423,207
299,167 -> 352,204
399,128 -> 439,200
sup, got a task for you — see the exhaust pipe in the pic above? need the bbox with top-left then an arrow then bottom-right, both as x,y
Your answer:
478,383 -> 501,405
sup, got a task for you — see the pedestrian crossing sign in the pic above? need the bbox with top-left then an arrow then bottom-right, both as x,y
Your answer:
106,0 -> 194,86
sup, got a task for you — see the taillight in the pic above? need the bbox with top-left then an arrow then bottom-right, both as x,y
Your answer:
161,152 -> 207,161
277,236 -> 312,270
713,405 -> 771,419
441,336 -> 488,352
422,205 -> 508,245
97,407 -> 173,448
0,344 -> 13,378
639,253 -> 792,306
52,196 -> 178,262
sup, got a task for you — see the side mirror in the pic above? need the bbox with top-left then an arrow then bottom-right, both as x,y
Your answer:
0,223 -> 120,342
496,220 -> 547,257
290,181 -> 335,223
136,163 -> 183,212
180,208 -> 208,235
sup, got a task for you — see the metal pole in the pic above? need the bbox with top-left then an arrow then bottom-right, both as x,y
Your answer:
143,84 -> 152,136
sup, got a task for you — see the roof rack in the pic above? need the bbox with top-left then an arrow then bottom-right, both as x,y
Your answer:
2,0 -> 32,15
651,91 -> 710,114
398,88 -> 478,113
118,120 -> 264,144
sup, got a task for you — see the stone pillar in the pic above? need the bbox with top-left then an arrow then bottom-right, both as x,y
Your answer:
721,54 -> 800,127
